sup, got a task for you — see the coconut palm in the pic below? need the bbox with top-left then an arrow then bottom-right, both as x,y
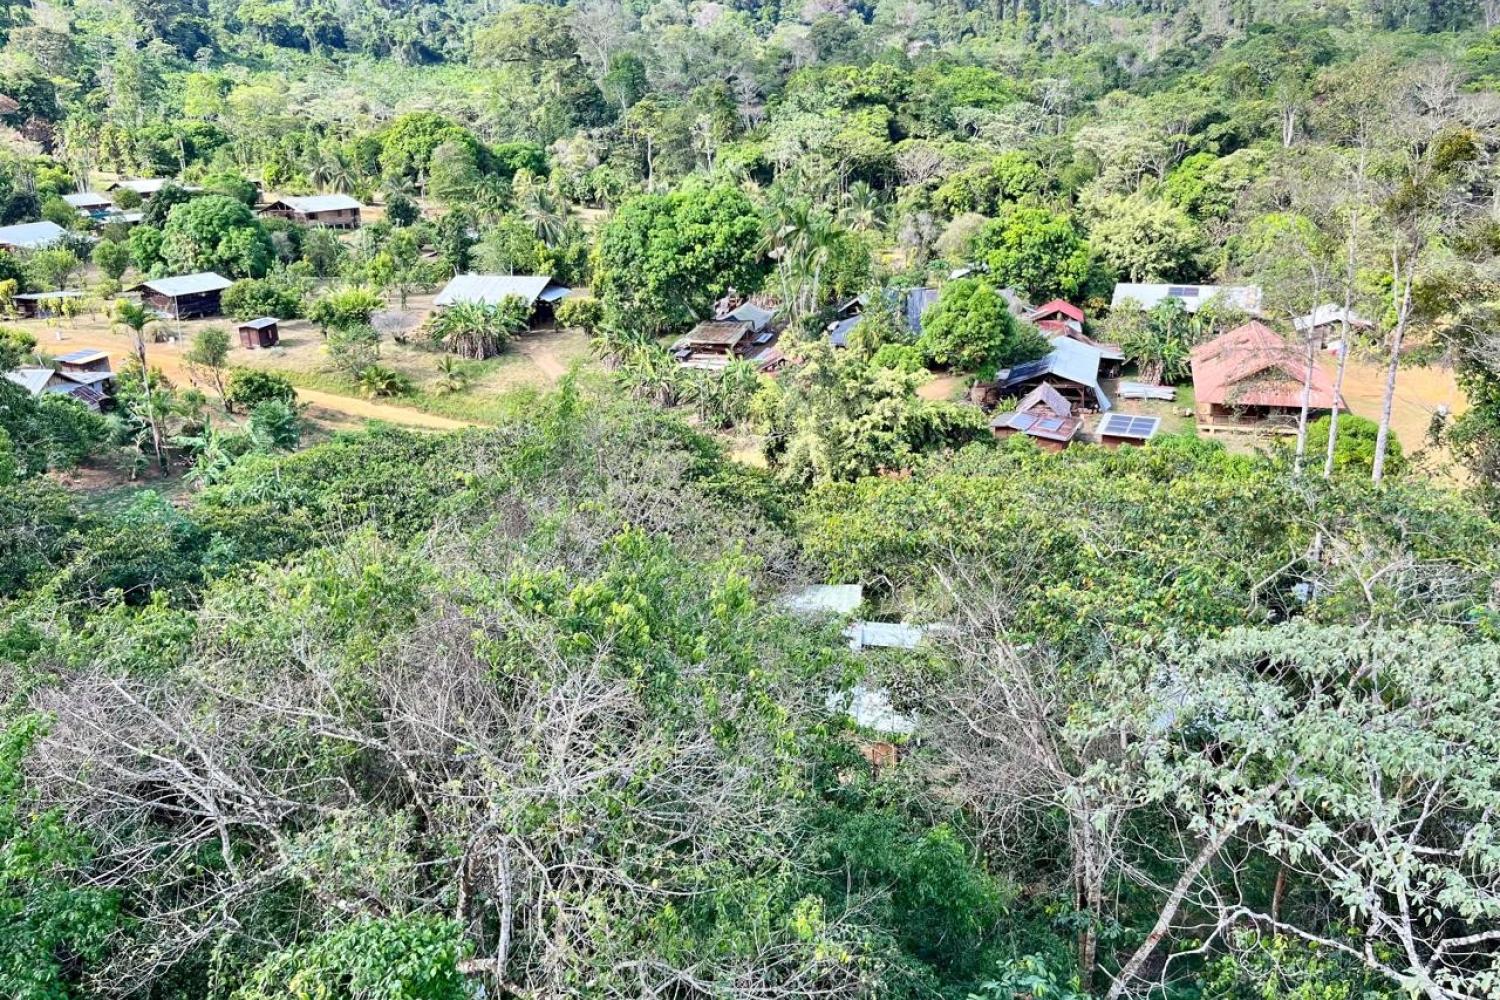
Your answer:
433,354 -> 470,394
112,300 -> 167,473
309,146 -> 358,194
841,181 -> 882,233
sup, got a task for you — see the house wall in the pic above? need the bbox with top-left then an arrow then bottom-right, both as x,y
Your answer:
148,289 -> 223,319
304,208 -> 361,228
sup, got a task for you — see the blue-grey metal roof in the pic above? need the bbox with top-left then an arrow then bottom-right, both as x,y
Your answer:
905,286 -> 939,334
0,220 -> 66,249
1002,336 -> 1112,411
827,316 -> 858,348
271,194 -> 362,213
435,273 -> 553,308
138,272 -> 233,297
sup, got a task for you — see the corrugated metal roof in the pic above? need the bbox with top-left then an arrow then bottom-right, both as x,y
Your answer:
537,283 -> 573,303
1190,321 -> 1343,411
1292,304 -> 1373,332
63,192 -> 112,208
726,302 -> 773,332
1110,283 -> 1262,315
825,684 -> 917,735
782,584 -> 863,617
434,273 -> 553,308
138,272 -> 233,297
55,349 -> 109,364
826,316 -> 858,348
5,368 -> 53,395
844,621 -> 929,651
0,220 -> 67,249
271,194 -> 363,213
239,317 -> 279,330
905,286 -> 939,334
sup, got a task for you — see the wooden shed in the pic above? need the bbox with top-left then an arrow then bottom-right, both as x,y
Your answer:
14,290 -> 84,319
134,272 -> 233,320
238,317 -> 280,349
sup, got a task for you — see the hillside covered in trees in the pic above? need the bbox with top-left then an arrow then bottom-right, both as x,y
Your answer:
5,0 -> 1500,996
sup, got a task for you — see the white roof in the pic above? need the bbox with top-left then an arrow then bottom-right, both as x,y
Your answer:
825,684 -> 917,735
107,178 -> 170,195
434,274 -> 554,308
63,192 -> 112,209
844,620 -> 929,651
271,194 -> 363,213
1293,304 -> 1372,332
0,220 -> 66,249
1111,283 -> 1262,315
782,584 -> 863,617
138,272 -> 233,297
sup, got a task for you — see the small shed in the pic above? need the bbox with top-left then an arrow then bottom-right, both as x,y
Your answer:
1096,412 -> 1162,448
135,272 -> 233,320
238,316 -> 280,349
261,194 -> 363,229
990,383 -> 1083,452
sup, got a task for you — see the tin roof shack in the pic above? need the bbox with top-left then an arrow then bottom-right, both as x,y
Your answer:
238,317 -> 280,349
6,364 -> 115,410
62,192 -> 114,219
1024,299 -> 1125,377
136,272 -> 233,320
14,290 -> 84,319
0,220 -> 67,252
672,320 -> 755,370
990,383 -> 1083,452
827,286 -> 940,347
1292,304 -> 1375,349
1097,412 -> 1162,448
1110,282 -> 1263,316
54,349 -> 112,374
1190,321 -> 1345,434
999,336 -> 1112,413
433,273 -> 572,326
262,194 -> 363,229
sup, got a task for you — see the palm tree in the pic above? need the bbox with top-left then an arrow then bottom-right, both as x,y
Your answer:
112,301 -> 167,474
515,172 -> 571,247
433,354 -> 470,394
841,181 -> 882,233
309,146 -> 358,194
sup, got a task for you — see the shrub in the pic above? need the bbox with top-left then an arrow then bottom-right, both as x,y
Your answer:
223,277 -> 304,321
226,369 -> 296,409
355,364 -> 413,398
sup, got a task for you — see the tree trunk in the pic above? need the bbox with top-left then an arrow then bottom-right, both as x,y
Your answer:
1373,248 -> 1413,485
1293,326 -> 1316,475
135,334 -> 167,474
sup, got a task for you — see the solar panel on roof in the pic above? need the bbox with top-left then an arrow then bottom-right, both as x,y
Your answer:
1167,286 -> 1198,297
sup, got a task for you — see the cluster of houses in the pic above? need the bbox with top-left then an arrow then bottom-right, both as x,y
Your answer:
4,349 -> 116,411
53,178 -> 366,232
659,276 -> 1356,448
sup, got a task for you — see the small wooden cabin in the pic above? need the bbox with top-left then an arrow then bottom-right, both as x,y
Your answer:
238,317 -> 280,349
14,290 -> 84,319
135,272 -> 233,320
261,194 -> 363,229
990,383 -> 1083,452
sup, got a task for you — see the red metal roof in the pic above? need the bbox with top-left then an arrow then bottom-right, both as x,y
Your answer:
1190,321 -> 1344,411
1027,299 -> 1086,324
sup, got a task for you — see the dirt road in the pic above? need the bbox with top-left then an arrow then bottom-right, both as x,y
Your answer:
31,326 -> 475,431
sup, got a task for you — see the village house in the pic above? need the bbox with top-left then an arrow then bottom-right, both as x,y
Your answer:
261,194 -> 363,229
135,272 -> 234,320
62,192 -> 115,220
999,336 -> 1112,413
1190,321 -> 1344,433
989,383 -> 1084,451
1110,282 -> 1263,315
826,286 -> 940,347
433,273 -> 573,326
0,220 -> 67,252
1025,299 -> 1125,377
1292,303 -> 1375,348
6,353 -> 115,410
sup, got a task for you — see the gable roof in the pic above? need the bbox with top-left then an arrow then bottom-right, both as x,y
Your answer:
1190,321 -> 1344,410
0,220 -> 67,249
5,368 -> 53,395
1111,283 -> 1263,315
63,192 -> 113,209
1014,382 -> 1073,417
136,272 -> 233,297
434,273 -> 553,308
1001,337 -> 1112,411
683,320 -> 753,348
1027,299 -> 1085,324
268,194 -> 363,214
725,301 -> 774,333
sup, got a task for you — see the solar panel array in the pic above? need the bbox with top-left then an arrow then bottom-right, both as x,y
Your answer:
1099,413 -> 1160,439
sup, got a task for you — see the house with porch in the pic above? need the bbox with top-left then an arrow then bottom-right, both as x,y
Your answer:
1190,321 -> 1344,434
